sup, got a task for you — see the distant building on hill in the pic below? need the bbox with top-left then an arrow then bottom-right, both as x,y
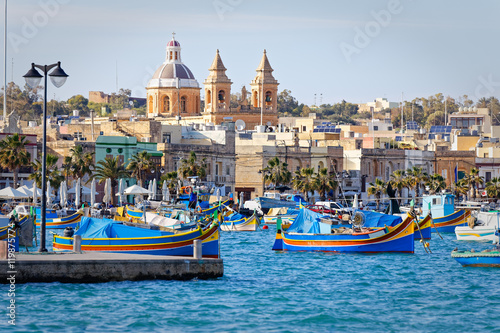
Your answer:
358,98 -> 399,113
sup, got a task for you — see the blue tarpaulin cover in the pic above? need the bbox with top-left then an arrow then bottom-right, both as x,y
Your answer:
286,208 -> 331,234
75,217 -> 171,239
361,210 -> 402,228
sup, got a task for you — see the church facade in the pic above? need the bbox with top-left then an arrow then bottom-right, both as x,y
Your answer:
147,35 -> 279,129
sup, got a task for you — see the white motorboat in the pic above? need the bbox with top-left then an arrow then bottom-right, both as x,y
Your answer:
455,211 -> 500,243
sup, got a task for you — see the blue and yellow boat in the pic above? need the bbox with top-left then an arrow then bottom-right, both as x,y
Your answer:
35,210 -> 83,229
273,208 -> 415,253
421,194 -> 469,233
53,216 -> 220,258
414,213 -> 432,240
221,211 -> 260,231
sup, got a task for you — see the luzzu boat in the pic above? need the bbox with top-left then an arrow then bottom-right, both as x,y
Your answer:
273,208 -> 415,253
455,211 -> 500,243
414,213 -> 432,240
221,211 -> 260,231
421,194 -> 469,233
0,215 -> 29,240
34,210 -> 83,229
263,207 -> 299,225
451,248 -> 500,267
198,199 -> 232,216
126,205 -> 145,220
53,216 -> 220,258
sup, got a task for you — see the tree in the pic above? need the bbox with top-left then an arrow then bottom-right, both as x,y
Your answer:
425,173 -> 446,195
0,133 -> 31,188
313,167 -> 338,201
485,177 -> 500,199
127,150 -> 154,187
389,169 -> 407,203
29,154 -> 64,190
177,151 -> 207,182
67,95 -> 89,115
367,178 -> 386,211
405,166 -> 427,201
292,167 -> 316,202
93,156 -> 129,206
160,171 -> 179,193
463,167 -> 484,200
262,157 -> 291,190
65,145 -> 94,184
277,89 -> 299,115
453,179 -> 469,202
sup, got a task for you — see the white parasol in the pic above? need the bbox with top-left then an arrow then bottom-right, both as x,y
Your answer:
75,178 -> 81,208
152,178 -> 157,201
90,178 -> 96,207
46,180 -> 52,206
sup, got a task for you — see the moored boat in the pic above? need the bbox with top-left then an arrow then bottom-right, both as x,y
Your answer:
221,211 -> 260,231
421,194 -> 469,232
53,216 -> 220,258
451,248 -> 500,267
455,211 -> 500,243
34,210 -> 83,229
263,207 -> 298,225
273,208 -> 415,253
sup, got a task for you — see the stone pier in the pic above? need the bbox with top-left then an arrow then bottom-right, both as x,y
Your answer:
0,252 -> 223,283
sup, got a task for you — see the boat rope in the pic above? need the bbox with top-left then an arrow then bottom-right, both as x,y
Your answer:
429,213 -> 444,240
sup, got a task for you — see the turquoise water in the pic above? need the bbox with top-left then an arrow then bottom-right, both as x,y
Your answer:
3,228 -> 500,332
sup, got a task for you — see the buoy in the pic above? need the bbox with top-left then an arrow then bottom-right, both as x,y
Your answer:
263,225 -> 269,230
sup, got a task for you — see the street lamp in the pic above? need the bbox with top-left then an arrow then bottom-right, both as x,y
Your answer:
23,62 -> 68,252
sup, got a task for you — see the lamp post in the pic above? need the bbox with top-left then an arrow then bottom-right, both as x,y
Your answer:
23,62 -> 68,252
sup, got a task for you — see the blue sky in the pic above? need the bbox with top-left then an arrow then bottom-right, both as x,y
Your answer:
3,0 -> 500,106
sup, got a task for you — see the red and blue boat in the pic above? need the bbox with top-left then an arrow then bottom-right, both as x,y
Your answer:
273,208 -> 415,253
421,194 -> 469,233
53,216 -> 220,258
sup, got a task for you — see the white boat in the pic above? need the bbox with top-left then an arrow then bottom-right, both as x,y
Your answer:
455,211 -> 500,243
263,207 -> 298,225
243,192 -> 306,214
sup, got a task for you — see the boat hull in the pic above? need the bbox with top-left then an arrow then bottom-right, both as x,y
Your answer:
278,216 -> 415,253
430,210 -> 469,233
263,215 -> 295,225
35,211 -> 83,229
414,214 -> 432,240
452,250 -> 500,267
455,226 -> 499,243
53,222 -> 220,258
221,213 -> 260,232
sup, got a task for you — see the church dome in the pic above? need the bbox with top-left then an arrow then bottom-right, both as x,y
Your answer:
147,35 -> 199,89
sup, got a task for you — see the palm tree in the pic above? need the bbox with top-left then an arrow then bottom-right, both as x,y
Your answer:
292,167 -> 316,201
389,169 -> 407,203
368,178 -> 386,211
93,156 -> 129,205
29,154 -> 64,190
486,177 -> 500,199
464,167 -> 484,200
127,150 -> 154,187
313,167 -> 338,201
65,145 -> 94,183
177,151 -> 207,183
160,171 -> 178,193
425,173 -> 446,195
0,133 -> 31,188
262,157 -> 291,190
453,179 -> 469,202
405,166 -> 427,202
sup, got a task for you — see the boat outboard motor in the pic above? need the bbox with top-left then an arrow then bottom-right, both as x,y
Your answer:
63,227 -> 74,238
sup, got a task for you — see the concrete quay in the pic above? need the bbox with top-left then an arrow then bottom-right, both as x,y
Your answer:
1,252 -> 224,283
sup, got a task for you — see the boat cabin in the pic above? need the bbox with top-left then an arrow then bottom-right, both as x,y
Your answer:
422,194 -> 455,217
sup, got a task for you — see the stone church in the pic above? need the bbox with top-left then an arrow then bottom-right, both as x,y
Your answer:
147,34 -> 279,129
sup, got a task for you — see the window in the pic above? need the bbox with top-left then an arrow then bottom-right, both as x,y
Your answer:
118,148 -> 123,154
226,165 -> 230,176
148,96 -> 153,113
265,91 -> 272,104
388,126 -> 392,131
106,148 -> 112,153
302,126 -> 306,132
180,96 -> 186,112
432,197 -> 441,205
169,51 -> 172,60
486,171 -> 492,182
206,90 -> 211,104
374,126 -> 379,131
175,52 -> 178,60
163,133 -> 171,143
442,169 -> 447,178
163,96 -> 170,113
218,90 -> 225,102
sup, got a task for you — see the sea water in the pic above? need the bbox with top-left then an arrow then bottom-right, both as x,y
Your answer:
2,227 -> 500,332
